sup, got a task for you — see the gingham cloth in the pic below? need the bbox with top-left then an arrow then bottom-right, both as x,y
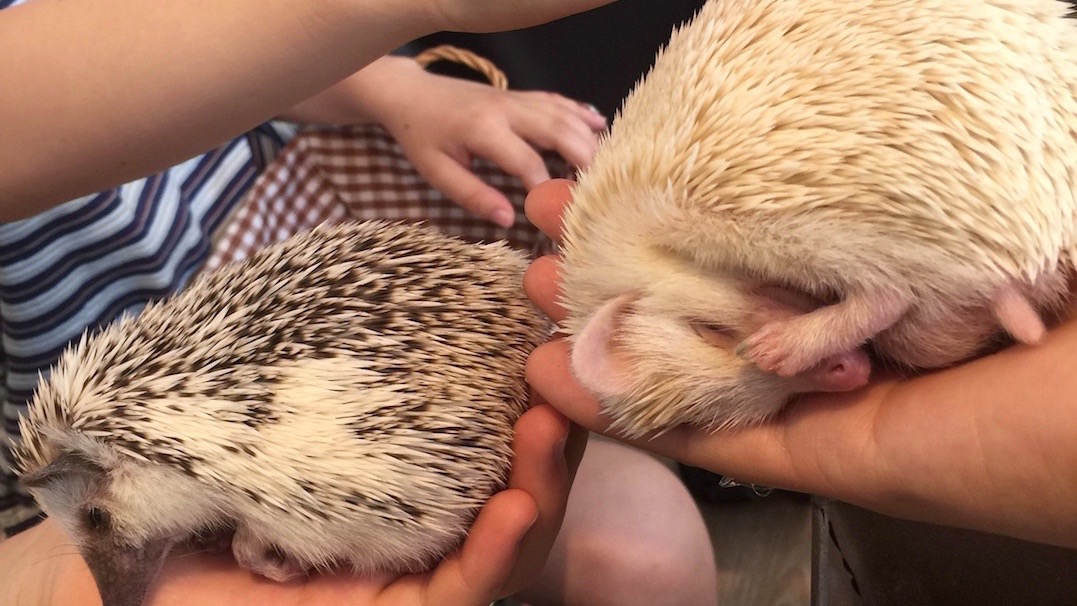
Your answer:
203,124 -> 570,273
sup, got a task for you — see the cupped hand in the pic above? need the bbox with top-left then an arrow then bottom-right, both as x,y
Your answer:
2,404 -> 586,606
522,179 -> 1077,549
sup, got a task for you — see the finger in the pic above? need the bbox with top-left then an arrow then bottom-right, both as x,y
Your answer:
416,151 -> 516,228
525,339 -> 803,483
524,179 -> 575,242
527,91 -> 608,132
424,489 -> 538,606
501,100 -> 603,170
507,401 -> 580,493
506,105 -> 600,170
575,101 -> 609,132
499,403 -> 587,596
523,255 -> 566,324
525,339 -> 616,435
547,124 -> 600,171
469,134 -> 551,191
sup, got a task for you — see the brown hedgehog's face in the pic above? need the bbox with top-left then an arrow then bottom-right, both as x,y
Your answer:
567,281 -> 871,438
21,449 -> 177,606
20,442 -> 222,606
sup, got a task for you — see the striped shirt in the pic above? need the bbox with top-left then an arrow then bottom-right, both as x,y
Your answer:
0,0 -> 297,535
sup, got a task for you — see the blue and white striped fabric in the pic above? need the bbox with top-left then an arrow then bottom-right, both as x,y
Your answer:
0,0 -> 298,535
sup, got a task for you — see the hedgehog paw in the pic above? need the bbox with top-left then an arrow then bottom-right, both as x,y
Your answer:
736,321 -> 820,378
232,527 -> 307,583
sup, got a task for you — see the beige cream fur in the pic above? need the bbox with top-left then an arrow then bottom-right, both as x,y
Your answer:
560,0 -> 1077,437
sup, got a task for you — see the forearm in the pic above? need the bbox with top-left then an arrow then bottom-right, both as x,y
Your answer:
279,55 -> 425,126
839,320 -> 1077,547
0,0 -> 434,221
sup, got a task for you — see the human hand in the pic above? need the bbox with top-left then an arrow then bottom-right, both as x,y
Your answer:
370,57 -> 606,228
284,56 -> 607,228
0,404 -> 586,606
522,179 -> 1077,549
378,63 -> 606,228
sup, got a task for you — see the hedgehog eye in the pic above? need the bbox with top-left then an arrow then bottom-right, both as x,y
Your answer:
85,507 -> 111,532
690,321 -> 738,348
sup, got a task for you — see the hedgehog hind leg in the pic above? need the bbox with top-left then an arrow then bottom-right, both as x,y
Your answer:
992,283 -> 1046,345
736,289 -> 911,378
232,524 -> 308,583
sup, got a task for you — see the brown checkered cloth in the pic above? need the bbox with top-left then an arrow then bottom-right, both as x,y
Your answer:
203,123 -> 571,274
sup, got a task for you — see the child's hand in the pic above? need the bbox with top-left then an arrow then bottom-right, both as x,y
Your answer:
284,56 -> 608,227
381,68 -> 607,228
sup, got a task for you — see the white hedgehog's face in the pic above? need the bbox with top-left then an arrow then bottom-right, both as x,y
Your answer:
567,275 -> 871,438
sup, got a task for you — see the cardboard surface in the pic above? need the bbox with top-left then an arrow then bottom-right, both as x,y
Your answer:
812,498 -> 1077,605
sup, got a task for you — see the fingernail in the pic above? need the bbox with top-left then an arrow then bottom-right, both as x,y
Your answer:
584,103 -> 601,114
555,432 -> 568,456
552,420 -> 570,458
492,208 -> 515,228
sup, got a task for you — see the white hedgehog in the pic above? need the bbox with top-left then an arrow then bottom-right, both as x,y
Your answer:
560,0 -> 1077,437
14,221 -> 547,606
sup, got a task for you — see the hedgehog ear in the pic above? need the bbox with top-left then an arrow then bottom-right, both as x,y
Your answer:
20,451 -> 106,489
570,294 -> 637,397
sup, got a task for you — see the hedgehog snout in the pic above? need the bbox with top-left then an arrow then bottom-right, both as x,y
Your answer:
82,534 -> 175,606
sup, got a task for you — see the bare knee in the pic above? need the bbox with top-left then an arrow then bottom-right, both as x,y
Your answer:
517,436 -> 717,606
563,532 -> 717,606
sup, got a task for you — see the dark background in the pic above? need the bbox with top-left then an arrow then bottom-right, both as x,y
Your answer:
406,0 -> 708,118
406,0 -> 1077,118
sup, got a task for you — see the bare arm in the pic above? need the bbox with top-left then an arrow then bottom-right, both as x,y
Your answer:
0,0 -> 617,221
523,179 -> 1077,549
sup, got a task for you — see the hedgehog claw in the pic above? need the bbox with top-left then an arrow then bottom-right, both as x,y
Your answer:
232,526 -> 307,583
739,322 -> 821,377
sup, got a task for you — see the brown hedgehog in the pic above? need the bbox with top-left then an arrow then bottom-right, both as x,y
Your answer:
559,0 -> 1077,437
14,220 -> 547,606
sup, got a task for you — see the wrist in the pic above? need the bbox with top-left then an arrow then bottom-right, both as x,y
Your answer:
854,330 -> 1077,547
280,55 -> 427,126
349,55 -> 431,127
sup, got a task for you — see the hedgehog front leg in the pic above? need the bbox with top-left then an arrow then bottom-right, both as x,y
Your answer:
232,524 -> 308,583
736,290 -> 911,378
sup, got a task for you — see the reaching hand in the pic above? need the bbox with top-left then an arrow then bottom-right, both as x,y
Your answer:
0,404 -> 586,606
284,56 -> 607,228
372,59 -> 607,228
522,178 -> 1077,549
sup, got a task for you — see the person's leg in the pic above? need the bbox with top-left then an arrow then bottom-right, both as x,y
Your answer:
515,434 -> 718,606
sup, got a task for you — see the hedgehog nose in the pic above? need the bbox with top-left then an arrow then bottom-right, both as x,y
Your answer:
84,538 -> 173,606
796,349 -> 871,393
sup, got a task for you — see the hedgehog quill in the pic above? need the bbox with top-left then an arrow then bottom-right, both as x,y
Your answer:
14,221 -> 548,606
560,0 -> 1077,437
